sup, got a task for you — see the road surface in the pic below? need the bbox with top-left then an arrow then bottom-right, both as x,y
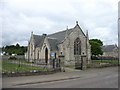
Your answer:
8,66 -> 118,88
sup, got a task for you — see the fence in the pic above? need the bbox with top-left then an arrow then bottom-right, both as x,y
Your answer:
91,56 -> 118,60
2,58 -> 62,77
1,55 -> 25,60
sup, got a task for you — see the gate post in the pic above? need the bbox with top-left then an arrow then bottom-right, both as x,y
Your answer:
81,55 -> 87,70
58,55 -> 65,72
53,58 -> 55,69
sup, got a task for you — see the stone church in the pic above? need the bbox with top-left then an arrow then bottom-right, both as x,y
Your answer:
26,21 -> 91,69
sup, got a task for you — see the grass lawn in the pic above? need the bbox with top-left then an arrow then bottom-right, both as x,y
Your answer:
87,60 -> 118,68
92,60 -> 119,64
2,60 -> 47,72
0,60 -> 2,71
64,64 -> 75,68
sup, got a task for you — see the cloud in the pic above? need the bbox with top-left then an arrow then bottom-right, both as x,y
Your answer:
1,0 -> 119,47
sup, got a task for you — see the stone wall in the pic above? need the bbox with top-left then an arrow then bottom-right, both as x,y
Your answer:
2,68 -> 61,77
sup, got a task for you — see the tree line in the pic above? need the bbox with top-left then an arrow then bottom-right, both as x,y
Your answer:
2,43 -> 27,55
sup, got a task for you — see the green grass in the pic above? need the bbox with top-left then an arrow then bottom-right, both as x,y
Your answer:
10,59 -> 27,62
64,64 -> 75,68
92,60 -> 118,64
2,60 -> 47,72
0,60 -> 2,72
64,60 -> 118,68
87,60 -> 118,68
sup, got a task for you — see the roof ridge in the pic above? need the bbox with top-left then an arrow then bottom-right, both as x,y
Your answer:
48,28 -> 73,36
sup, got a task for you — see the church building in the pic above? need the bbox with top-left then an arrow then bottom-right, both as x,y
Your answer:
26,21 -> 91,69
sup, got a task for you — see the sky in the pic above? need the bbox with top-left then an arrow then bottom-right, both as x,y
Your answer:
0,0 -> 119,47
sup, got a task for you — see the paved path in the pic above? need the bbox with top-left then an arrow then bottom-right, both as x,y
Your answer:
64,67 -> 81,72
2,66 -> 118,88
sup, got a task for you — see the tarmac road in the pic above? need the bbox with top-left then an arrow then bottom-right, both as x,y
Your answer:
4,66 -> 118,88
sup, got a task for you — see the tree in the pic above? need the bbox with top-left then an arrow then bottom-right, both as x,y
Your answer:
2,44 -> 27,55
16,43 -> 20,48
89,39 -> 103,46
89,39 -> 103,56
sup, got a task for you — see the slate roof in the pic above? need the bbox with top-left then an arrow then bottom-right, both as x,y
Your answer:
47,37 -> 59,50
32,28 -> 73,50
48,28 -> 73,43
32,24 -> 83,50
102,45 -> 118,52
33,35 -> 45,47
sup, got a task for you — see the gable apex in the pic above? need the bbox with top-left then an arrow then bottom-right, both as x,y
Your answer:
73,21 -> 86,37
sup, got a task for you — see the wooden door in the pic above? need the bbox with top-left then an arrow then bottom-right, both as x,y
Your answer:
45,48 -> 48,64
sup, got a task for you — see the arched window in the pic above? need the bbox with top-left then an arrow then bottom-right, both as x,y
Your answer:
74,38 -> 81,55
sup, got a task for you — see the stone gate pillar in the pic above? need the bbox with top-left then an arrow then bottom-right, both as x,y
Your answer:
81,55 -> 87,70
58,55 -> 65,72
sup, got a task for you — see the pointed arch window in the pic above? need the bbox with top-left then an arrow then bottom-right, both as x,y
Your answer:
74,38 -> 81,55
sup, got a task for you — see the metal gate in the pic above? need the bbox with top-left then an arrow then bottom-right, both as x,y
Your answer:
50,58 -> 61,69
75,55 -> 83,69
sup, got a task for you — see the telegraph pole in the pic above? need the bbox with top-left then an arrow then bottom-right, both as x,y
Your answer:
118,2 -> 120,65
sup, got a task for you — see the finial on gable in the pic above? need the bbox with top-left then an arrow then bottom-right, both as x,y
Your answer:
66,26 -> 68,30
31,31 -> 33,39
86,30 -> 89,38
31,31 -> 33,35
74,21 -> 81,29
86,30 -> 88,36
76,21 -> 78,25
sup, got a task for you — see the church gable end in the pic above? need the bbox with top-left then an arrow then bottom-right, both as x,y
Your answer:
73,21 -> 86,38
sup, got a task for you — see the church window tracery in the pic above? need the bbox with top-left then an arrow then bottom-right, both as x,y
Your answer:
74,38 -> 81,55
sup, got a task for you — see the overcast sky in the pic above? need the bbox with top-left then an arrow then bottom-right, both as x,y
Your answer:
0,0 -> 119,47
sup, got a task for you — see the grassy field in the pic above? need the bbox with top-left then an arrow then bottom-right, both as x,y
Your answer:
64,64 -> 75,68
2,60 -> 47,72
64,60 -> 118,68
2,59 -> 118,72
0,60 -> 2,71
87,60 -> 118,68
92,60 -> 118,64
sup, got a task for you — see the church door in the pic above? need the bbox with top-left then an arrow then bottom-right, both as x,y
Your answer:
45,48 -> 48,64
